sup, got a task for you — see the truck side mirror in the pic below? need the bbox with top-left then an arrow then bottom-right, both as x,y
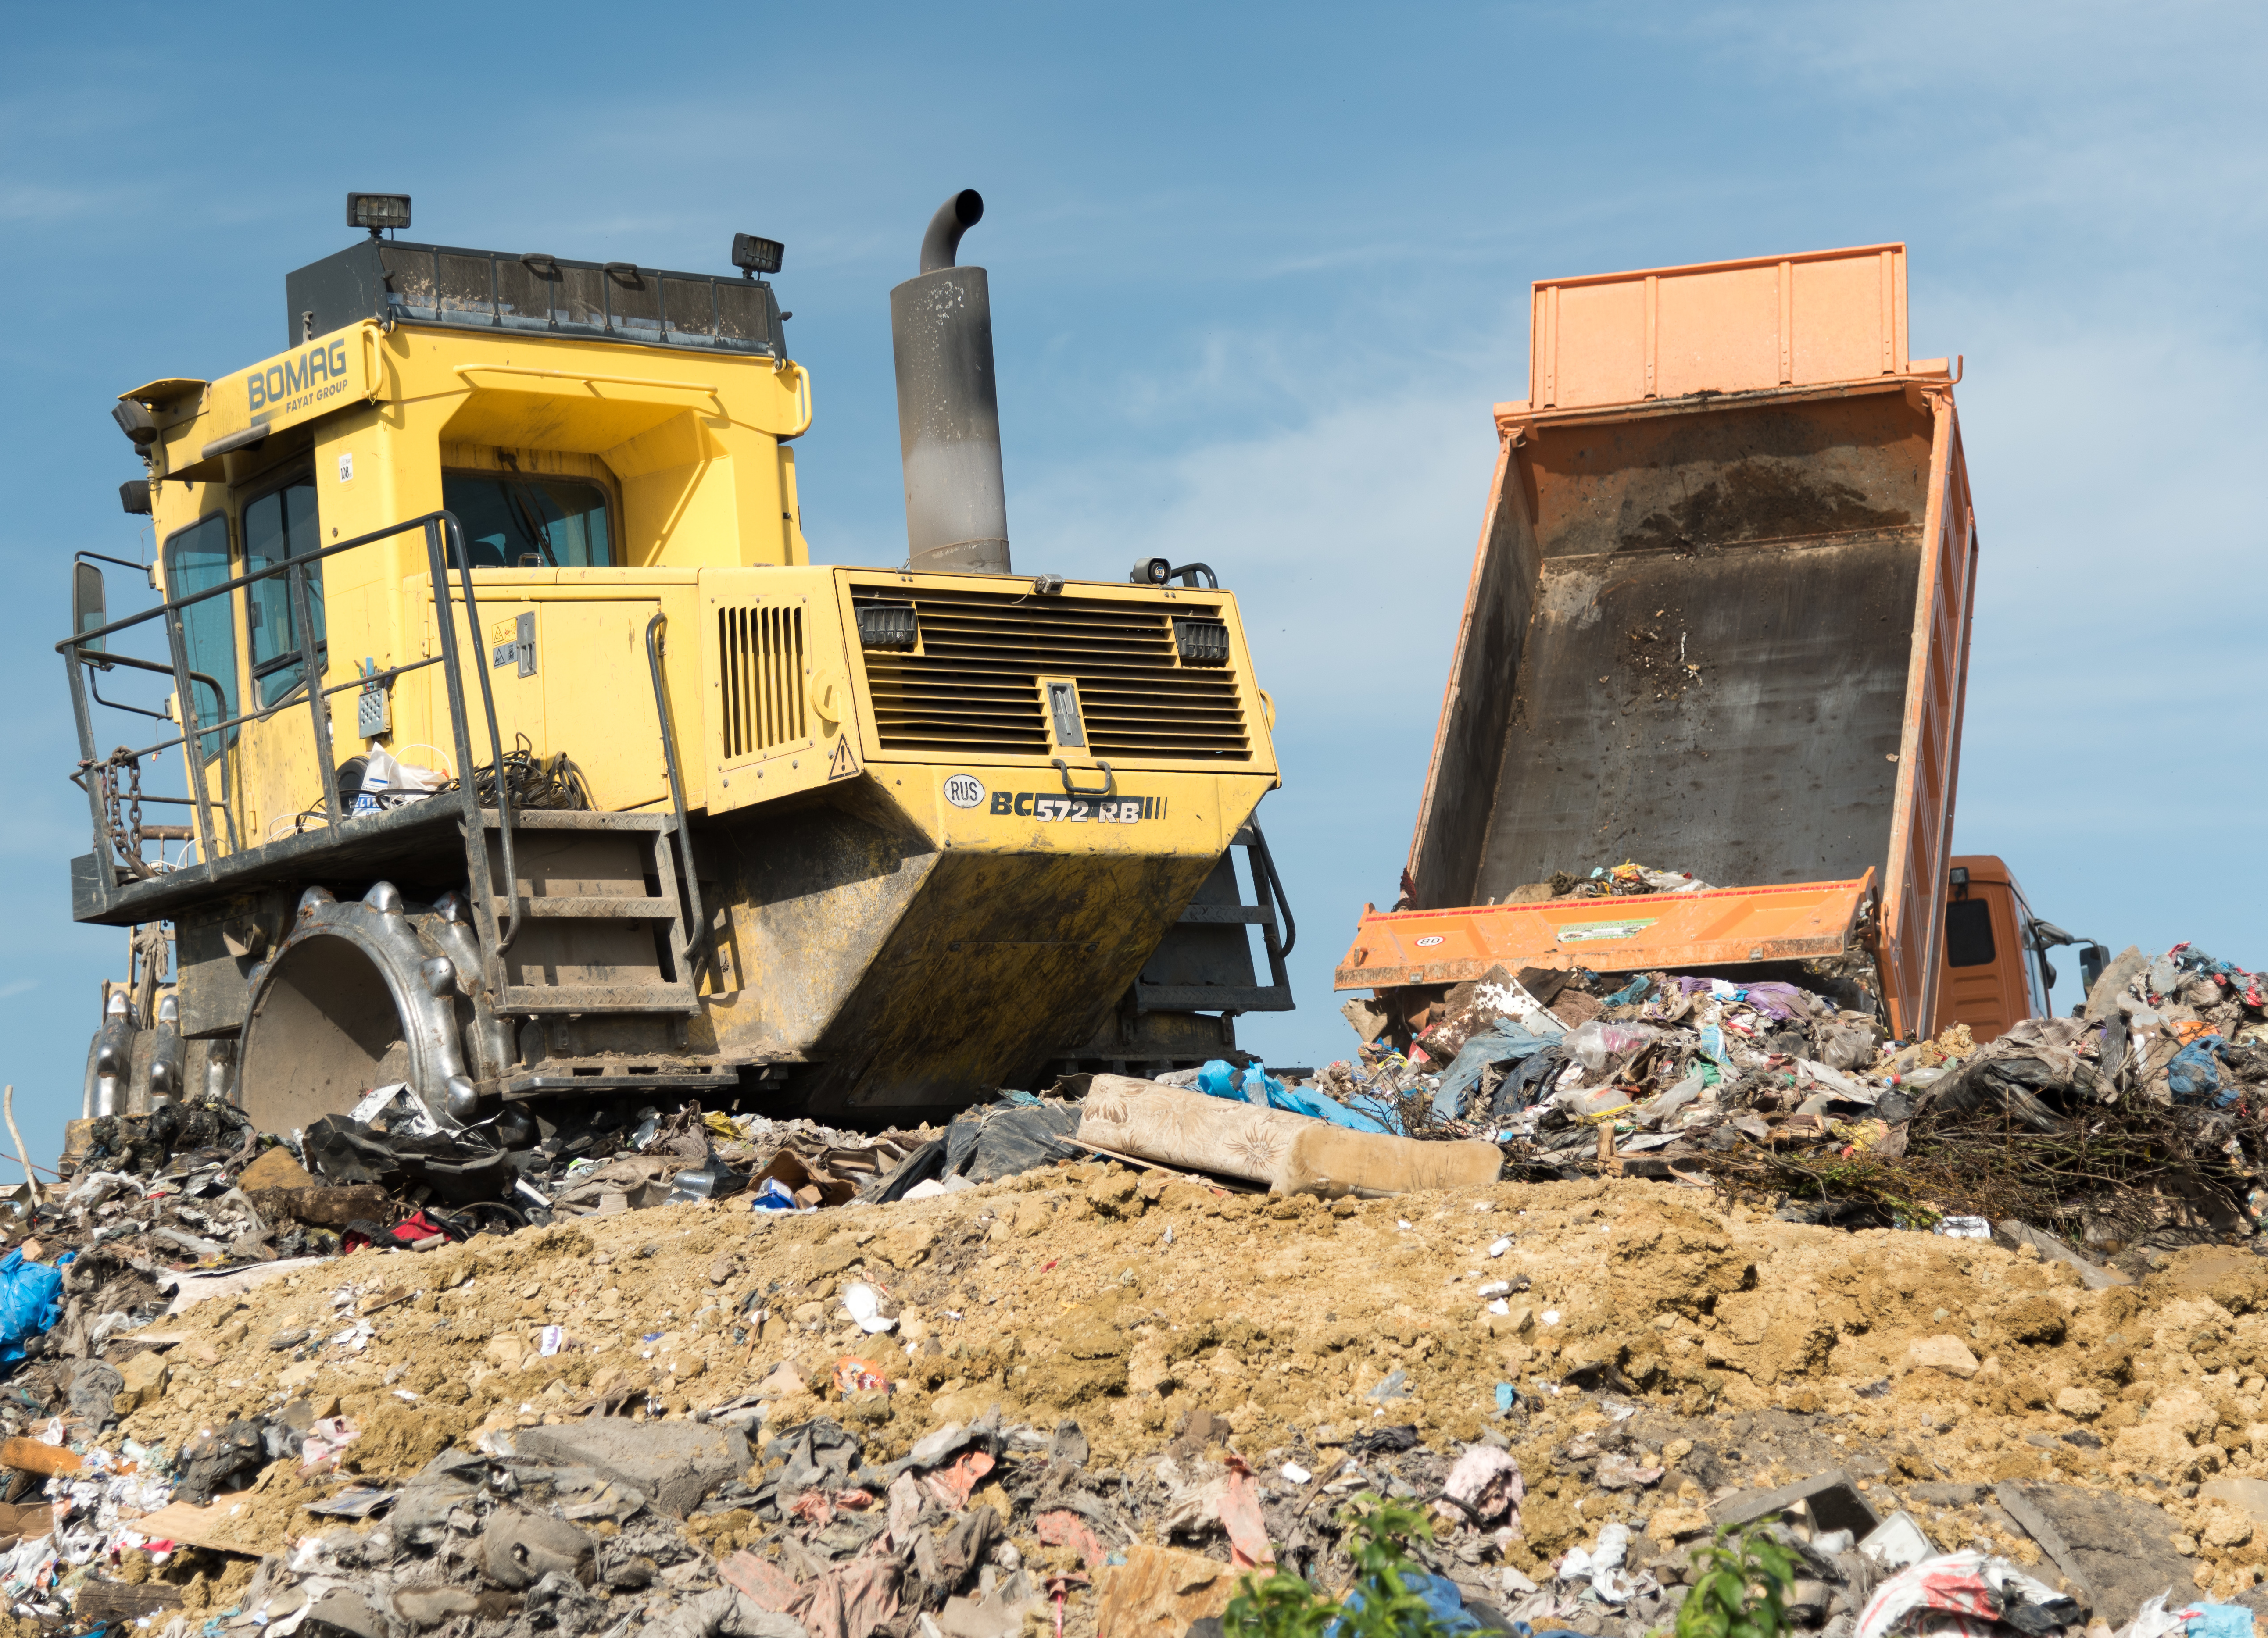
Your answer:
2079,943 -> 2109,995
73,562 -> 109,664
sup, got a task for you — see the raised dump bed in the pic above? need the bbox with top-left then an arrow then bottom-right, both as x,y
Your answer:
1338,244 -> 1977,1038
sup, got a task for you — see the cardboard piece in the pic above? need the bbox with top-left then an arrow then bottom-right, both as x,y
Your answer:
1095,1543 -> 1238,1638
0,1438 -> 81,1478
132,1490 -> 267,1557
0,1502 -> 53,1545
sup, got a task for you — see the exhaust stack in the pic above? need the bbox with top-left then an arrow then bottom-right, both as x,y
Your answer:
891,189 -> 1010,574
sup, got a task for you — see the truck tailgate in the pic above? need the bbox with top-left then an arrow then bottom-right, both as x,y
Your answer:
1337,873 -> 1874,991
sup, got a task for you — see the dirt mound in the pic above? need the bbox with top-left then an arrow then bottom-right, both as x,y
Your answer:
85,1161 -> 2265,1617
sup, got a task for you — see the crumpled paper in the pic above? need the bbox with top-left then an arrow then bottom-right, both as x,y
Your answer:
1556,1521 -> 1640,1604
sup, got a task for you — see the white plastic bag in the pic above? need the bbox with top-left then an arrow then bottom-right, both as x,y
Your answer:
1564,1021 -> 1663,1072
351,748 -> 446,816
350,748 -> 401,816
393,757 -> 448,795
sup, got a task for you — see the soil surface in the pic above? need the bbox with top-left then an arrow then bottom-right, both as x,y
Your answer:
103,1164 -> 2268,1620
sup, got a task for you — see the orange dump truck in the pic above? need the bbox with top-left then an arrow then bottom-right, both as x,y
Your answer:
1334,244 -> 1982,1041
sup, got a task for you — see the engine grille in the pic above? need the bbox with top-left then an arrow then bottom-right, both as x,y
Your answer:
851,585 -> 1251,761
719,604 -> 806,760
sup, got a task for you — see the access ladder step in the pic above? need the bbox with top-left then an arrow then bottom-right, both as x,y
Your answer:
477,808 -> 676,833
500,896 -> 677,920
501,984 -> 700,1016
1174,904 -> 1279,925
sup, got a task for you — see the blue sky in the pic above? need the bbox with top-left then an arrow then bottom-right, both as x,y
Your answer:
3,3 -> 2263,1165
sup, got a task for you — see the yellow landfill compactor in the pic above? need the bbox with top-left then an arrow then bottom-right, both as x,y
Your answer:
67,190 -> 1293,1135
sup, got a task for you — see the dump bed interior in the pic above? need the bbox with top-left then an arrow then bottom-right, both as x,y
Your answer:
1446,389 -> 1933,905
1374,244 -> 1976,1036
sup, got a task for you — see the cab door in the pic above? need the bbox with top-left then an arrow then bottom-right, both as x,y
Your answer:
233,471 -> 336,843
1937,856 -> 2038,1044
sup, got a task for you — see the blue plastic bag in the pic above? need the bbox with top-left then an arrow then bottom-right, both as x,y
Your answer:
1599,975 -> 1653,1008
1194,1060 -> 1253,1102
1193,1060 -> 1395,1134
1333,1570 -> 1485,1638
0,1249 -> 65,1368
2185,1606 -> 2254,1638
2168,1037 -> 2233,1106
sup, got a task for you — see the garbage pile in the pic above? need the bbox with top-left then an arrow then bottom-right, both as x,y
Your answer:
1547,861 -> 1716,900
4,1161 -> 2267,1636
0,1392 -> 1598,1638
1316,942 -> 2268,1271
6,928 -> 2268,1633
43,1093 -> 934,1256
0,1099 -> 944,1449
75,1097 -> 256,1181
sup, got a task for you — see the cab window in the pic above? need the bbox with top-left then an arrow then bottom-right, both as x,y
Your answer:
442,471 -> 613,568
163,514 -> 238,759
244,477 -> 325,706
1944,897 -> 1996,967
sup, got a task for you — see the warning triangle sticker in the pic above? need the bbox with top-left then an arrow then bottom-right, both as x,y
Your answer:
826,735 -> 859,781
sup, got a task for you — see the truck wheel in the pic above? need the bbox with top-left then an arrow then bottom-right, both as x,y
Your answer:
236,882 -> 483,1135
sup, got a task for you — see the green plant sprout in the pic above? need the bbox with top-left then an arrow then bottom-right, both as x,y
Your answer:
1671,1519 -> 1800,1638
1223,1495 -> 1457,1638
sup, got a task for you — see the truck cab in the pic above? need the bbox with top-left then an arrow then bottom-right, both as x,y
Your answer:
1936,854 -> 2100,1044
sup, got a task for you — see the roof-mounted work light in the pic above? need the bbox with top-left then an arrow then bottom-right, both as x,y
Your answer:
732,232 -> 785,278
1128,557 -> 1220,589
347,192 -> 412,237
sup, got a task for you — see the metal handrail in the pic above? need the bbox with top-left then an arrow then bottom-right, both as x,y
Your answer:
70,648 -> 242,856
89,653 -> 444,762
64,509 -> 467,646
1244,816 -> 1297,959
644,612 -> 711,985
59,510 -> 521,993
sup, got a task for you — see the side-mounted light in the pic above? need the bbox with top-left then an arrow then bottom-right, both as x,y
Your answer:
857,603 -> 919,649
111,399 -> 157,450
1173,618 -> 1229,666
1130,556 -> 1220,589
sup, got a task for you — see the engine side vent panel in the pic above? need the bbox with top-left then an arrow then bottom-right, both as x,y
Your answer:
850,585 -> 1251,761
719,605 -> 806,760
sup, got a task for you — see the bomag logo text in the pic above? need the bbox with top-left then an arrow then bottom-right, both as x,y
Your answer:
247,340 -> 351,417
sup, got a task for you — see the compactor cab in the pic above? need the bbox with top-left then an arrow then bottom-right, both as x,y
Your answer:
68,192 -> 1294,1136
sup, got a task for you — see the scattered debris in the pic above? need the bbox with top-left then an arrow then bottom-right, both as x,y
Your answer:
1,940 -> 2264,1634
